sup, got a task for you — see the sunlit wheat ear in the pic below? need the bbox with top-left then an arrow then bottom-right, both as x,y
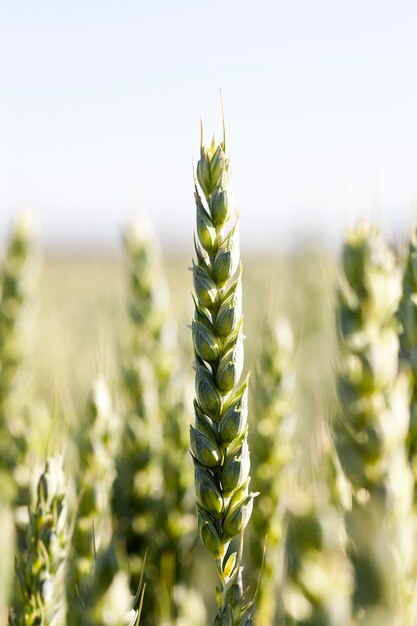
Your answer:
191,121 -> 257,625
250,317 -> 296,626
10,455 -> 69,626
333,221 -> 414,623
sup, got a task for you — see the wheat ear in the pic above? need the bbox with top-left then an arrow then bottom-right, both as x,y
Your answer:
333,222 -> 414,624
191,122 -> 257,625
10,456 -> 68,626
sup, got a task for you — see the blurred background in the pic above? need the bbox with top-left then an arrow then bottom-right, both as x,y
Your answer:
1,0 -> 416,420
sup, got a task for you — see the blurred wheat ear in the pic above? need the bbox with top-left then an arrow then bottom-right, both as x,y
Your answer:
249,316 -> 296,625
113,217 -> 198,625
67,376 -> 121,626
333,222 -> 414,625
10,455 -> 69,626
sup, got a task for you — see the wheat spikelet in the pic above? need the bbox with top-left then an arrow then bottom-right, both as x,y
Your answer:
191,122 -> 257,625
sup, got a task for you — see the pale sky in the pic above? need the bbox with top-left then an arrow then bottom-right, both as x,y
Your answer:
1,0 -> 417,252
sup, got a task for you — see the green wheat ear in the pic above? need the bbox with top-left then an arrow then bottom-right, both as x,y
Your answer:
191,121 -> 257,625
333,221 -> 414,624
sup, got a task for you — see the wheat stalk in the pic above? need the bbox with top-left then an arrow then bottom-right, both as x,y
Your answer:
191,121 -> 257,625
10,455 -> 68,626
333,221 -> 414,625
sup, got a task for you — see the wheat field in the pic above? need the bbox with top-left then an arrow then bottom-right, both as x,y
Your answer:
1,141 -> 417,626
